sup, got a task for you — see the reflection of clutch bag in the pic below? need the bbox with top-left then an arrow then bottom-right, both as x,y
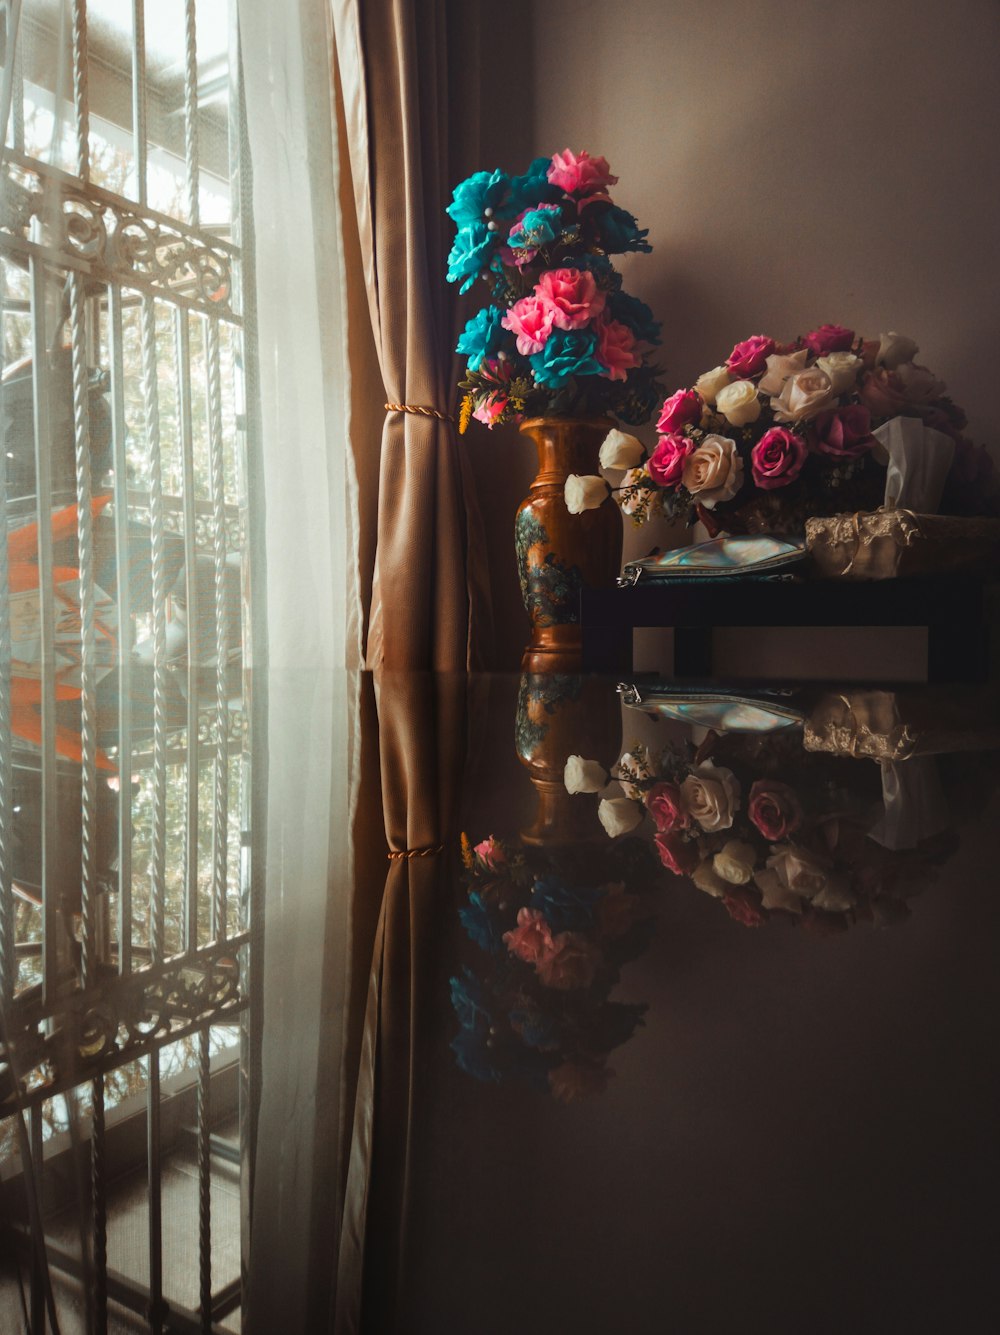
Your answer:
805,508 -> 1000,580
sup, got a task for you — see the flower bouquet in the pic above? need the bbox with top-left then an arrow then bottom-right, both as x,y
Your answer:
612,324 -> 997,533
597,727 -> 956,933
450,832 -> 661,1101
446,150 -> 664,429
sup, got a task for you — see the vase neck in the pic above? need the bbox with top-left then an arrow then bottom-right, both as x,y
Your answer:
521,420 -> 610,485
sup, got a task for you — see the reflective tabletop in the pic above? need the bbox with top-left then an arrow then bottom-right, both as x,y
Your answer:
2,665 -> 998,1333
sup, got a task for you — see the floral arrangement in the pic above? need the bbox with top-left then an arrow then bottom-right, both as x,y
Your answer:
605,324 -> 996,530
446,150 -> 665,430
450,832 -> 661,1101
590,730 -> 954,933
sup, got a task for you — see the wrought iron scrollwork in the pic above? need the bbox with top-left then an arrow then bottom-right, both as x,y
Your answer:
1,157 -> 236,321
0,939 -> 248,1114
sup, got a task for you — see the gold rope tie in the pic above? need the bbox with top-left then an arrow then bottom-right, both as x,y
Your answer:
384,402 -> 455,423
387,844 -> 445,861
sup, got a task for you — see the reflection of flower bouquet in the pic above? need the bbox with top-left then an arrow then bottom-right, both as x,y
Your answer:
604,730 -> 953,932
450,833 -> 660,1100
446,150 -> 664,430
612,324 -> 996,530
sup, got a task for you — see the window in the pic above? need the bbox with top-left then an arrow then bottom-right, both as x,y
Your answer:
0,2 -> 260,1328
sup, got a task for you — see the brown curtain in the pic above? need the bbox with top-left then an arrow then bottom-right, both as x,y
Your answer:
331,0 -> 494,670
334,672 -> 474,1334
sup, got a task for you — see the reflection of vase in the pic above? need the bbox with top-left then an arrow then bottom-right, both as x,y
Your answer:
516,417 -> 623,673
515,673 -> 619,846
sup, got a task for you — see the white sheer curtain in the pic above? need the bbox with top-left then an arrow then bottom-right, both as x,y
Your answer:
240,0 -> 360,672
237,3 -> 359,1329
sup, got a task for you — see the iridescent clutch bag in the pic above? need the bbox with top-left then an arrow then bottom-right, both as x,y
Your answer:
617,534 -> 807,587
617,682 -> 804,733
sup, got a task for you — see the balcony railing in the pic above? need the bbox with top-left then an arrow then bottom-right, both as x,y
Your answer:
0,3 -> 262,1330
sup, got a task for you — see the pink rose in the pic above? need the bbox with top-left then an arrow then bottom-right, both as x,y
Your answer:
647,433 -> 694,488
750,427 -> 808,490
747,780 -> 803,841
473,836 -> 506,872
860,339 -> 881,370
502,907 -> 556,965
859,367 -> 906,419
950,436 -> 995,486
547,148 -> 619,198
472,392 -> 508,427
535,267 -> 606,330
656,388 -> 703,435
803,324 -> 855,357
594,316 -> 641,382
727,335 -> 776,379
654,831 -> 699,877
723,886 -> 767,927
646,781 -> 689,833
502,294 -> 557,355
811,406 -> 875,459
536,931 -> 599,990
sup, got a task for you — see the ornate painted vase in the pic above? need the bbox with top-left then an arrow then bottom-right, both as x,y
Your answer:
515,416 -> 623,673
514,673 -> 620,846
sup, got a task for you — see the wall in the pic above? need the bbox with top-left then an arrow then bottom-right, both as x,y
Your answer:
467,0 -> 1000,665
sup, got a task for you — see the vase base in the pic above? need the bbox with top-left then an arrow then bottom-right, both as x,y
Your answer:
520,644 -> 584,674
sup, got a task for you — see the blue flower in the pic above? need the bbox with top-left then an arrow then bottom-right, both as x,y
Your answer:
446,169 -> 510,228
456,305 -> 509,371
529,328 -> 604,387
610,291 -> 662,345
530,875 -> 604,933
509,1006 -> 561,1052
596,205 -> 651,254
459,891 -> 506,955
446,222 -> 497,293
450,968 -> 495,1031
502,157 -> 561,217
451,1027 -> 505,1084
508,205 -> 562,252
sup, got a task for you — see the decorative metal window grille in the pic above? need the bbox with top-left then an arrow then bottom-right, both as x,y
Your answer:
0,2 -> 262,1330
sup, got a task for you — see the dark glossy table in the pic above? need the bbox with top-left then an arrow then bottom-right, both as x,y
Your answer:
581,575 -> 995,679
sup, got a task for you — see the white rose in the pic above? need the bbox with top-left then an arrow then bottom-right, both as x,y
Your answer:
816,351 -> 863,396
715,379 -> 762,427
598,797 -> 644,838
770,367 -> 835,423
712,839 -> 758,885
895,361 -> 946,403
680,762 -> 740,832
681,434 -> 744,509
599,429 -> 644,471
811,880 -> 856,913
617,749 -> 653,801
877,331 -> 919,370
757,348 -> 810,397
618,467 -> 662,519
692,859 -> 728,898
564,473 -> 608,514
564,755 -> 608,794
695,365 -> 732,404
767,844 -> 834,900
753,867 -> 804,914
